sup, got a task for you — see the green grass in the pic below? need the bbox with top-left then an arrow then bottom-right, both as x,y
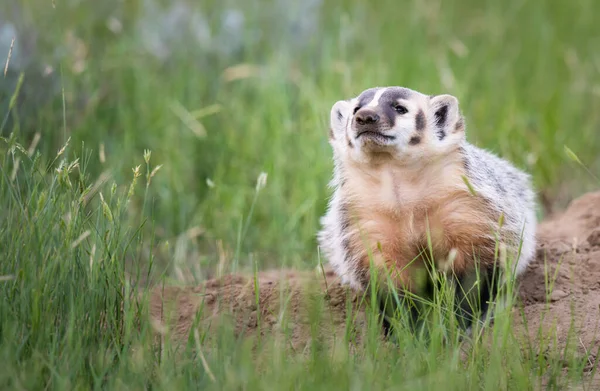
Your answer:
1,0 -> 600,389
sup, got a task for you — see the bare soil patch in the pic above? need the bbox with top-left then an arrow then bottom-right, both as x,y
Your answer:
149,191 -> 600,359
515,191 -> 600,360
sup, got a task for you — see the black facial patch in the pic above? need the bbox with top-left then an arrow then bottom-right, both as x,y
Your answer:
357,88 -> 379,108
409,136 -> 421,145
415,109 -> 426,132
336,109 -> 343,121
380,87 -> 412,103
374,88 -> 413,128
353,87 -> 414,131
434,105 -> 448,140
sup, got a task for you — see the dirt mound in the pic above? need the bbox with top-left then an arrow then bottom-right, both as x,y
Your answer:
149,191 -> 600,357
515,191 -> 600,360
149,267 -> 371,352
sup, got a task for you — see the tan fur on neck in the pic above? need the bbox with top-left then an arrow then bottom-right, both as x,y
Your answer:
340,151 -> 501,292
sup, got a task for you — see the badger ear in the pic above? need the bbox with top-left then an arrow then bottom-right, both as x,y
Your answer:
329,99 -> 354,140
429,94 -> 465,141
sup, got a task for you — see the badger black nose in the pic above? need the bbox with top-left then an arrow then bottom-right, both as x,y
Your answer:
355,109 -> 380,125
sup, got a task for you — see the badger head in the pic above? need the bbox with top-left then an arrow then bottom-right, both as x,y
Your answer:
328,86 -> 466,166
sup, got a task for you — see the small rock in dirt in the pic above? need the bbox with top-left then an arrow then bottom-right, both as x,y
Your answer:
551,241 -> 572,256
550,289 -> 569,302
537,241 -> 571,258
265,314 -> 277,325
587,229 -> 600,247
204,293 -> 216,304
535,246 -> 547,260
247,311 -> 258,327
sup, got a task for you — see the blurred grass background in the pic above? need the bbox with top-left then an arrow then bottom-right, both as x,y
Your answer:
3,0 -> 600,281
1,0 -> 600,388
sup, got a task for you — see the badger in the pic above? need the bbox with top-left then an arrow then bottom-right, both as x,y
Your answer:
317,86 -> 537,333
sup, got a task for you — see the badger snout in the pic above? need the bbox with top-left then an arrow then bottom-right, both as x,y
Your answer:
355,108 -> 380,125
352,107 -> 395,142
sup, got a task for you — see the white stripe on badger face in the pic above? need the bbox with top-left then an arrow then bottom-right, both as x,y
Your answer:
366,88 -> 387,107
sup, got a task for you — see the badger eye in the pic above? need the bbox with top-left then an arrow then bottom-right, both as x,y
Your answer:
394,104 -> 408,114
353,106 -> 360,115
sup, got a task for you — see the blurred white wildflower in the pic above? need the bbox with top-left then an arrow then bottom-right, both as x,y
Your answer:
449,39 -> 469,58
256,172 -> 268,192
215,8 -> 245,56
275,0 -> 322,46
64,31 -> 87,74
106,17 -> 123,34
135,0 -> 323,61
526,152 -> 537,167
99,143 -> 106,164
43,65 -> 54,76
137,0 -> 211,61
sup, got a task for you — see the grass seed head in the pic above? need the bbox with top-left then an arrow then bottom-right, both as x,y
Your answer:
256,172 -> 268,192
